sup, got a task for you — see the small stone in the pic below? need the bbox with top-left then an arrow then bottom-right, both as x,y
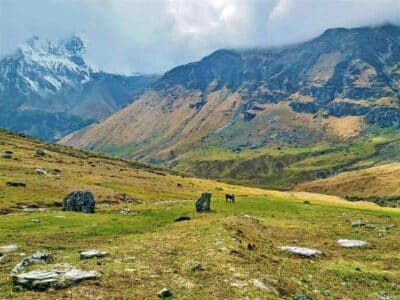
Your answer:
120,208 -> 131,215
294,293 -> 311,300
0,244 -> 18,252
351,220 -> 366,227
80,250 -> 108,259
214,239 -> 223,246
35,168 -> 48,176
377,230 -> 386,237
322,290 -> 330,296
191,263 -> 205,272
6,182 -> 26,187
158,287 -> 172,298
337,239 -> 368,248
174,216 -> 191,222
247,243 -> 256,250
36,149 -> 46,156
279,246 -> 322,257
30,219 -> 40,223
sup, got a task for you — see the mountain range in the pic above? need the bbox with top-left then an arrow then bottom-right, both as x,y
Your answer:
0,35 -> 158,141
60,25 -> 400,190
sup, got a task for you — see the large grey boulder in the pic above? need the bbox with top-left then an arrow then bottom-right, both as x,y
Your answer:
196,192 -> 211,212
12,267 -> 99,290
63,191 -> 95,213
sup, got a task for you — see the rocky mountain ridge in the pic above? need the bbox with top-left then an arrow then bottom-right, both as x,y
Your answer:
62,24 -> 400,161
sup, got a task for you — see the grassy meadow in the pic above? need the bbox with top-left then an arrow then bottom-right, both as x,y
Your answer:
0,129 -> 399,299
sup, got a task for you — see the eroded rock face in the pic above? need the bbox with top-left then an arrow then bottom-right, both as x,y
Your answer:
12,267 -> 99,290
195,193 -> 211,212
279,246 -> 322,257
62,191 -> 95,213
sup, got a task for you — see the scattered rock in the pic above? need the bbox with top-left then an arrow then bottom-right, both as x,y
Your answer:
214,239 -> 223,246
174,216 -> 191,222
120,208 -> 131,215
30,219 -> 40,223
176,183 -> 183,187
303,200 -> 311,205
250,279 -> 270,291
35,168 -> 48,176
62,191 -> 95,213
1,153 -> 12,159
11,251 -> 53,275
191,263 -> 205,272
5,150 -> 13,154
0,244 -> 18,252
158,287 -> 172,298
247,243 -> 256,250
12,267 -> 99,290
377,230 -> 386,237
279,246 -> 322,257
337,239 -> 368,248
294,293 -> 311,300
6,182 -> 26,187
195,192 -> 211,212
80,250 -> 108,259
351,220 -> 366,227
36,149 -> 46,156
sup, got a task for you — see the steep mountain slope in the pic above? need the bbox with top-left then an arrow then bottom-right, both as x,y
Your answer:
0,36 -> 158,141
61,25 -> 400,188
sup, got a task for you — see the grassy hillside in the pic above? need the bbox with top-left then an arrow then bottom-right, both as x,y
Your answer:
0,129 -> 399,299
173,130 -> 400,191
296,163 -> 400,207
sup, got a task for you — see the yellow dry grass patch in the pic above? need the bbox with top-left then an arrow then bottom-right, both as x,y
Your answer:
322,116 -> 366,140
295,163 -> 400,199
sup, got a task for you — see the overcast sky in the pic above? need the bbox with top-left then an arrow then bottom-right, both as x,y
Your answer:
1,0 -> 399,74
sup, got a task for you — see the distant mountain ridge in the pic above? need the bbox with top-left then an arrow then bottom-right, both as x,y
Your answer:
0,35 -> 158,141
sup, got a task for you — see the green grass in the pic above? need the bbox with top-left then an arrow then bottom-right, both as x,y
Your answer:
1,196 -> 399,299
1,129 -> 399,299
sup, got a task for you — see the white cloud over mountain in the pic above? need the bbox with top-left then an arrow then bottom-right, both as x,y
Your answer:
1,0 -> 399,74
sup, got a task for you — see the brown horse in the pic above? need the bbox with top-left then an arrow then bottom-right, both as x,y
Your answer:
225,194 -> 235,203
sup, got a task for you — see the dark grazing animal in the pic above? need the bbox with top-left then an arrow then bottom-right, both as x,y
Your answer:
225,194 -> 235,203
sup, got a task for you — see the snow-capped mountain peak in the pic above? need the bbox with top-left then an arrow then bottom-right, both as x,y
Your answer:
0,35 -> 91,98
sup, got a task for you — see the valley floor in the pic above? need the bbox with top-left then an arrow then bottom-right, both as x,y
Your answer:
0,130 -> 399,299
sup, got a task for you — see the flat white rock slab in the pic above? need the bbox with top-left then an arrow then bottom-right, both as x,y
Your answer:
337,239 -> 368,248
0,244 -> 18,252
279,246 -> 322,257
13,267 -> 99,290
80,250 -> 108,259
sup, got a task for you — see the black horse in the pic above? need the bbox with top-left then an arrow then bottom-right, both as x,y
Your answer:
225,194 -> 235,203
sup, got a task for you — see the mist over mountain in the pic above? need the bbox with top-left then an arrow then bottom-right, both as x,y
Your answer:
0,36 -> 158,141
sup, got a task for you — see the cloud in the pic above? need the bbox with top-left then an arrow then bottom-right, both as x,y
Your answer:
0,0 -> 399,74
